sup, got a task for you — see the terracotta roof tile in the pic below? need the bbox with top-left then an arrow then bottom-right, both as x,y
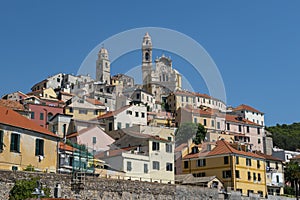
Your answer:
234,104 -> 263,114
255,151 -> 284,161
0,106 -> 58,138
97,105 -> 131,119
59,142 -> 74,151
207,140 -> 264,159
226,114 -> 262,126
85,97 -> 105,106
0,99 -> 25,111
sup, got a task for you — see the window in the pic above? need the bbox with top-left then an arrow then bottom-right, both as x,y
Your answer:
0,130 -> 4,151
258,173 -> 261,182
224,156 -> 229,164
117,122 -> 122,130
222,170 -> 231,178
253,172 -> 257,181
79,109 -> 87,114
135,112 -> 139,117
194,118 -> 197,123
258,138 -> 261,144
236,156 -> 239,165
105,98 -> 107,103
126,123 -> 130,128
203,119 -> 207,126
236,170 -> 240,178
152,141 -> 159,151
153,161 -> 160,170
168,137 -> 172,141
238,125 -> 242,132
108,122 -> 113,131
144,164 -> 148,173
126,110 -> 132,115
186,96 -> 188,102
217,122 -> 220,129
258,191 -> 263,197
31,112 -> 35,119
10,133 -> 20,153
227,123 -> 230,130
197,159 -> 206,167
246,126 -> 250,133
141,112 -> 145,118
211,120 -> 215,127
193,172 -> 206,177
266,161 -> 270,167
246,158 -> 252,166
275,162 -> 279,170
136,93 -> 140,99
127,161 -> 132,171
35,139 -> 44,156
248,172 -> 251,180
94,110 -> 98,115
257,160 -> 261,168
92,137 -> 96,144
257,128 -> 260,134
184,161 -> 189,168
166,163 -> 173,171
40,113 -> 44,120
166,143 -> 172,153
69,107 -> 73,113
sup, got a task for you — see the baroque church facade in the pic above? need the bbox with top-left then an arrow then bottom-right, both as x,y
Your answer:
95,32 -> 182,105
141,32 -> 182,102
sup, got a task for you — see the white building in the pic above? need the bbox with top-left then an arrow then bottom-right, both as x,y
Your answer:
96,105 -> 147,133
97,126 -> 175,183
233,104 -> 265,126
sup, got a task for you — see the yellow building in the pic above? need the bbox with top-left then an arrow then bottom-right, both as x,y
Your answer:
64,96 -> 106,121
0,106 -> 59,172
182,140 -> 267,197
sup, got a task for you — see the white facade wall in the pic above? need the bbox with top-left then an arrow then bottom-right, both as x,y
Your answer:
148,140 -> 174,183
114,105 -> 147,130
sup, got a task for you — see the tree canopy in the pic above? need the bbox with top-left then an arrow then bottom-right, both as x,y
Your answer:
175,123 -> 207,146
267,123 -> 300,151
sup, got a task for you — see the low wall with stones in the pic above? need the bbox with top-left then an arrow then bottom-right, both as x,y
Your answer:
0,170 -> 220,200
0,170 -> 296,200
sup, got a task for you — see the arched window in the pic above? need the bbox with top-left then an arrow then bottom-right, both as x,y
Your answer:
145,52 -> 149,61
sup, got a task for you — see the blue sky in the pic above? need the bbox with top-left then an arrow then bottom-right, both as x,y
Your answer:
0,1 -> 300,126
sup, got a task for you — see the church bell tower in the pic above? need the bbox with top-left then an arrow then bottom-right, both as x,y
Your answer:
96,47 -> 111,84
142,32 -> 153,86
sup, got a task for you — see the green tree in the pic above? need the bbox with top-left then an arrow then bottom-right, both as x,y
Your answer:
267,122 -> 300,151
175,122 -> 198,147
9,177 -> 50,200
285,161 -> 300,199
193,123 -> 207,145
175,123 -> 207,146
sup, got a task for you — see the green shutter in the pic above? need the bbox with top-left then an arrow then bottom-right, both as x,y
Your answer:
35,139 -> 39,156
40,140 -> 44,156
0,130 -> 3,150
16,134 -> 20,152
10,134 -> 15,151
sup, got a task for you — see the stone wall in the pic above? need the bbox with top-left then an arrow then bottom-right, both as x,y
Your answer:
0,170 -> 220,200
0,170 -> 296,200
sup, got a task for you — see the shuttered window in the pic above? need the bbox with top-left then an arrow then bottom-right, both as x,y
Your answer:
10,133 -> 20,153
35,139 -> 44,156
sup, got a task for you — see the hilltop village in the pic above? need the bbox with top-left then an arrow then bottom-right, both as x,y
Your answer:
0,33 -> 298,198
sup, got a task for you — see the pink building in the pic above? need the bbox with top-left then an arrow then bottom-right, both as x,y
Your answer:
26,103 -> 64,128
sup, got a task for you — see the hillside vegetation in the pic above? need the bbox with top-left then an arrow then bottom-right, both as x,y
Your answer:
267,123 -> 300,151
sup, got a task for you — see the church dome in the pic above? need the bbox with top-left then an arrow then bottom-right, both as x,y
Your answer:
99,47 -> 108,54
